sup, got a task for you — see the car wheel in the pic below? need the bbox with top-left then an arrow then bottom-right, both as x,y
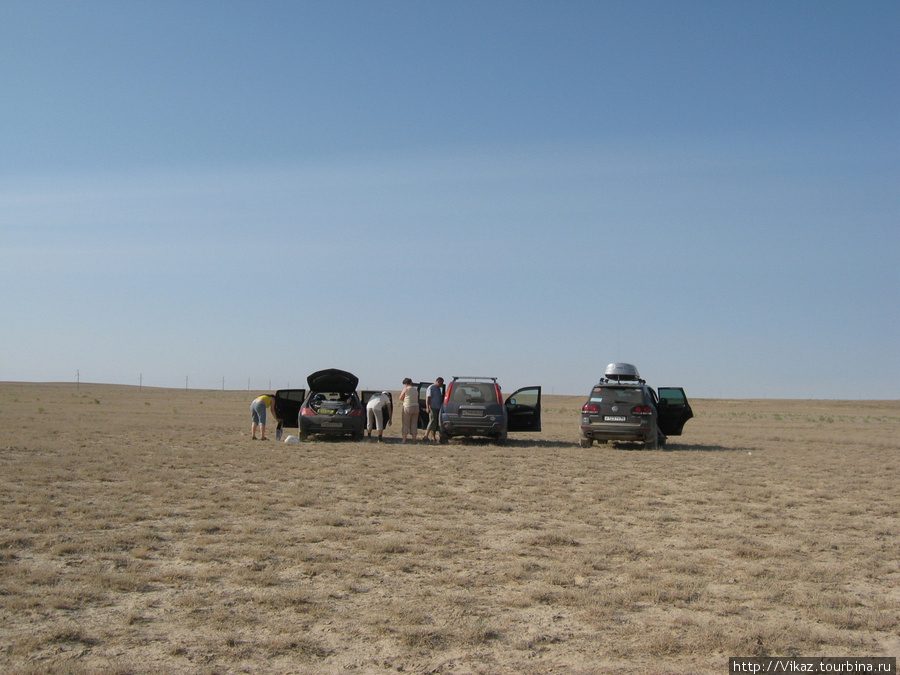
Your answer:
353,430 -> 364,442
298,428 -> 308,441
580,438 -> 593,448
439,431 -> 449,444
496,431 -> 507,445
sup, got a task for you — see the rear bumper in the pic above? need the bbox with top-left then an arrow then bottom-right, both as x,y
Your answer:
441,415 -> 505,436
300,416 -> 365,435
580,421 -> 653,443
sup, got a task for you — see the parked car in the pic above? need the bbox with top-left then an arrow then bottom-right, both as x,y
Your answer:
274,368 -> 366,441
579,363 -> 692,449
439,376 -> 541,444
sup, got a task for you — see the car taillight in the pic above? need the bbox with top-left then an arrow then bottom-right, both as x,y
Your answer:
443,382 -> 453,406
494,383 -> 502,405
300,407 -> 314,416
348,409 -> 364,417
632,405 -> 652,415
582,404 -> 599,413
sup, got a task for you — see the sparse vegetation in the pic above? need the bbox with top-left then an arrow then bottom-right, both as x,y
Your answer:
0,382 -> 897,674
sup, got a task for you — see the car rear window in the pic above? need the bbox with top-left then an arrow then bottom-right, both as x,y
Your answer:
589,387 -> 646,404
449,383 -> 498,404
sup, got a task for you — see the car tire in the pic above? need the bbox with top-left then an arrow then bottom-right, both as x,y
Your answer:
496,431 -> 507,445
298,428 -> 308,441
580,438 -> 593,448
439,431 -> 449,444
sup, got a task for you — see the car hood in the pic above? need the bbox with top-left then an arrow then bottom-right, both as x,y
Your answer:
307,368 -> 359,393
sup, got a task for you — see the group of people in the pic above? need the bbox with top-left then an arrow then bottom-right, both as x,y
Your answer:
249,377 -> 446,444
367,377 -> 444,444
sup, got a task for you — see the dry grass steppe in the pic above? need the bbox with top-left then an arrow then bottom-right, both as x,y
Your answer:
1,382 -> 898,674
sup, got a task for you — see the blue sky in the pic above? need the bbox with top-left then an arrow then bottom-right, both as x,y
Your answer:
1,1 -> 897,399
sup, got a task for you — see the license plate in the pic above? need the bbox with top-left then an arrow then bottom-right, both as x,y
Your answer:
604,416 -> 626,422
461,409 -> 483,417
321,421 -> 342,428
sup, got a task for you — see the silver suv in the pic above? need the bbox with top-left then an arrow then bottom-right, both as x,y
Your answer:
579,363 -> 692,449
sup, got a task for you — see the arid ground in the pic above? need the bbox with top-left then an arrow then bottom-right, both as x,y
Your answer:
1,382 -> 897,674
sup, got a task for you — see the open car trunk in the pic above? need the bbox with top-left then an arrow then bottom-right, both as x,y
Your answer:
307,368 -> 359,393
307,393 -> 358,415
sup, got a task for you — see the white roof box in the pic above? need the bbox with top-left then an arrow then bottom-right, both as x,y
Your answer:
603,363 -> 642,382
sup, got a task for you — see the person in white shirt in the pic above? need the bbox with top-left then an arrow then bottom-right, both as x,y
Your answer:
366,391 -> 393,442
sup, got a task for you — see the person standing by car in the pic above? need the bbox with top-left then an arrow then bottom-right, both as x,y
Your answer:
366,391 -> 393,442
250,394 -> 280,441
398,378 -> 419,444
424,377 -> 444,442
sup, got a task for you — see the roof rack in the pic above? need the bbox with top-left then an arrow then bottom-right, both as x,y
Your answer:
598,376 -> 646,385
451,376 -> 498,382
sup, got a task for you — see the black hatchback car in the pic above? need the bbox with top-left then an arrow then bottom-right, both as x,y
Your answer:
274,368 -> 366,441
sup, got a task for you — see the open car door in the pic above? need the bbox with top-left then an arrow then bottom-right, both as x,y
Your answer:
656,387 -> 693,436
505,386 -> 542,432
274,389 -> 306,429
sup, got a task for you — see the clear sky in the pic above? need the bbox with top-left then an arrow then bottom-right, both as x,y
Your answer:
1,1 -> 897,399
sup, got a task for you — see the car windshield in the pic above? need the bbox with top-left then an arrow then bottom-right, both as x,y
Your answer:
589,386 -> 645,405
450,383 -> 497,404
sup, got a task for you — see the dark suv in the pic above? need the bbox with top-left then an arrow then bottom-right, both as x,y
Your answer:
579,363 -> 692,449
439,376 -> 541,444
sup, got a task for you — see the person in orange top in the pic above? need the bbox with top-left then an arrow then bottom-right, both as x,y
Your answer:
250,394 -> 280,441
